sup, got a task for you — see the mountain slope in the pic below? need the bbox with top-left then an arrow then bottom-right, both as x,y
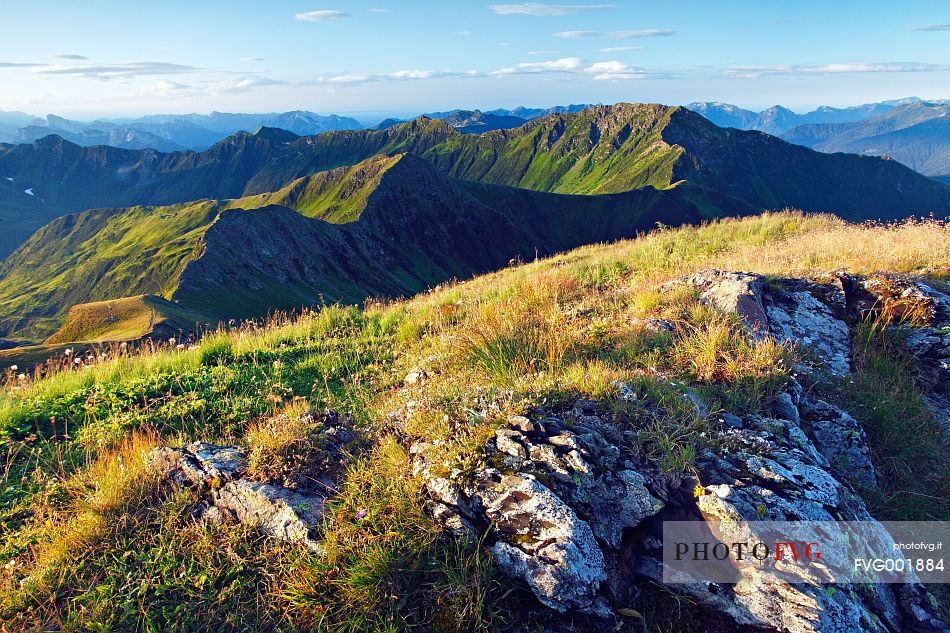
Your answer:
0,152 -> 748,340
780,101 -> 950,177
0,175 -> 62,258
1,103 -> 949,258
43,294 -> 210,345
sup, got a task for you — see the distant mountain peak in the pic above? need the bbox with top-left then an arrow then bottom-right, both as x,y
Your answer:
253,126 -> 300,143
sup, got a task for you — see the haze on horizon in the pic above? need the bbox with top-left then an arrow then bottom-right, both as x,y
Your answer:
0,0 -> 948,119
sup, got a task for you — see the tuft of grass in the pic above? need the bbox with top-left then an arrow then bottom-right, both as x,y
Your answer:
1,431 -> 163,625
281,437 -> 518,632
673,312 -> 792,413
197,331 -> 233,366
245,398 -> 343,488
460,276 -> 576,383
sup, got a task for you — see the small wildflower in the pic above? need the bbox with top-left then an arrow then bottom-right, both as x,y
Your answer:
355,508 -> 367,520
64,348 -> 73,356
9,365 -> 16,371
17,373 -> 25,381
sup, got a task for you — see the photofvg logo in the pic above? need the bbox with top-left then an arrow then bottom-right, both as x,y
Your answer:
662,520 -> 948,585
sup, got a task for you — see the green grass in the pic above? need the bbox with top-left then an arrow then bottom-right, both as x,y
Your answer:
43,294 -> 211,345
835,322 -> 950,521
0,212 -> 948,630
0,155 -> 405,343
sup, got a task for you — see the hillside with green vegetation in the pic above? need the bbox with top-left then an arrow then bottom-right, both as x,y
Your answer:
0,295 -> 210,370
43,295 -> 210,345
0,212 -> 947,632
1,103 -> 948,257
0,152 -> 750,343
0,177 -> 62,260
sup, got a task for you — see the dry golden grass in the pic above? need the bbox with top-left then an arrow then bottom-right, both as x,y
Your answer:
1,431 -> 161,617
709,217 -> 950,277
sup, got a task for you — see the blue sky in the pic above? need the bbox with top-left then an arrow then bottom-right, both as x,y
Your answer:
1,0 -> 948,119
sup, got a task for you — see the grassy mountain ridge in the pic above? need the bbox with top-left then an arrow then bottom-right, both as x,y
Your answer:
0,154 -> 411,339
0,200 -> 221,339
2,102 -> 948,257
0,152 -> 746,342
44,295 -> 210,345
663,107 -> 949,218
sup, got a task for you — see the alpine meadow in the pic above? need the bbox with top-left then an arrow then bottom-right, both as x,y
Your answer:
1,2 -> 949,632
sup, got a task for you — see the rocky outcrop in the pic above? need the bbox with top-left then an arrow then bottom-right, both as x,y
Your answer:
675,269 -> 950,410
203,480 -> 326,551
412,270 -> 950,632
666,270 -> 853,374
664,270 -> 769,334
415,409 -> 665,616
763,279 -> 852,376
415,383 -> 945,632
799,397 -> 877,489
150,410 -> 359,552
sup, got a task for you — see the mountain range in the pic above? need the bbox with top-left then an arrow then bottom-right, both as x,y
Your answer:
686,98 -> 923,135
376,105 -> 596,133
688,99 -> 950,179
779,101 -> 950,179
1,102 -> 949,344
2,111 -> 363,152
0,105 -> 598,153
376,110 -> 528,133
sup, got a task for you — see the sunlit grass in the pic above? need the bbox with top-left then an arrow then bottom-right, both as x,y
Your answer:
1,212 -> 949,629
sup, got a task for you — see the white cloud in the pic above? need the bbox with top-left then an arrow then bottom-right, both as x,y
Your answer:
490,56 -> 658,80
220,76 -> 287,92
551,30 -> 599,38
51,54 -> 89,60
369,8 -> 393,13
553,29 -> 673,38
314,69 -> 467,84
32,61 -> 201,80
141,76 -> 285,98
321,72 -> 371,84
725,61 -> 950,78
294,10 -> 350,22
387,70 -> 437,79
489,3 -> 614,16
584,60 -> 647,80
0,62 -> 46,68
143,80 -> 192,96
594,46 -> 643,52
238,56 -> 265,62
491,57 -> 583,76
